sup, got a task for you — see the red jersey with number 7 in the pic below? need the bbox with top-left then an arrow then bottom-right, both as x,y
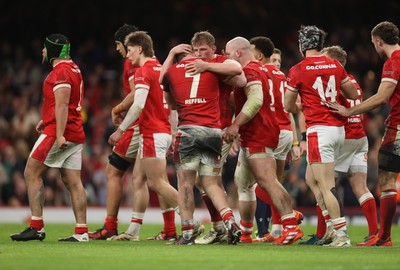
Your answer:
162,57 -> 221,128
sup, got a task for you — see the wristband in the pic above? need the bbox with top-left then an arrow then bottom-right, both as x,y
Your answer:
292,141 -> 300,146
301,132 -> 307,142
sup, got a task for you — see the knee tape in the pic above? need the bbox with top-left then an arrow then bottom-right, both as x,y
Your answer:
234,165 -> 256,201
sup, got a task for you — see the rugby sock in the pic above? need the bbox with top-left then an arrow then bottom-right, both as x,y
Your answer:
181,219 -> 194,240
75,224 -> 88,234
161,208 -> 176,235
105,216 -> 118,232
271,205 -> 282,226
255,196 -> 271,236
281,212 -> 297,227
255,184 -> 272,204
315,205 -> 326,238
240,220 -> 253,239
30,216 -> 44,231
358,192 -> 378,235
378,189 -> 397,240
127,212 -> 144,236
332,217 -> 347,237
202,193 -> 223,222
220,207 -> 234,222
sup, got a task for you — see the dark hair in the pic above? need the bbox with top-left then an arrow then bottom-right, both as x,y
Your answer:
371,21 -> 400,45
115,24 -> 139,43
44,34 -> 70,63
249,36 -> 275,57
125,31 -> 155,57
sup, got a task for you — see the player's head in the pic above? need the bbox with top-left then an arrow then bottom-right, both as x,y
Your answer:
125,31 -> 154,65
43,34 -> 70,64
298,25 -> 326,55
115,24 -> 139,57
271,48 -> 282,69
191,31 -> 216,60
321,45 -> 347,66
249,36 -> 275,62
225,36 -> 252,64
371,21 -> 399,59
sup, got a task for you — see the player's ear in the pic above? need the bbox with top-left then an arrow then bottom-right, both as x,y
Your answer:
235,49 -> 241,58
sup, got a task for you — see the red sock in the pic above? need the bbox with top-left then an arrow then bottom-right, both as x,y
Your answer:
315,205 -> 326,238
281,213 -> 297,227
30,218 -> 44,231
271,206 -> 281,225
105,216 -> 118,231
75,224 -> 88,234
162,209 -> 176,235
378,189 -> 397,240
255,184 -> 272,205
202,193 -> 223,222
359,196 -> 378,235
240,220 -> 253,235
220,207 -> 234,223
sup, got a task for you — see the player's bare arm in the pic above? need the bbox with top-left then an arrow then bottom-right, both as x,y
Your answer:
54,86 -> 71,149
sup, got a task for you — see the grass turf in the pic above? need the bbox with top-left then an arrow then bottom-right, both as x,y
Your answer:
1,223 -> 399,270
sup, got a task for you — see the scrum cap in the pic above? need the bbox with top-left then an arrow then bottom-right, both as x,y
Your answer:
298,25 -> 324,52
44,34 -> 70,63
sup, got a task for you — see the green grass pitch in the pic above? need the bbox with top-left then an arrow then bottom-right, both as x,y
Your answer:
1,223 -> 399,270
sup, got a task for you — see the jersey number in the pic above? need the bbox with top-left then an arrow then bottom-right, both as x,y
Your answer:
185,72 -> 200,98
312,75 -> 337,104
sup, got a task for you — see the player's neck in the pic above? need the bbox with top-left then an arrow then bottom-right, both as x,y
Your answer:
386,44 -> 400,58
139,56 -> 152,66
305,49 -> 322,57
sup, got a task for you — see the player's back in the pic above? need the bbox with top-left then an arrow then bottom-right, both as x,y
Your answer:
287,55 -> 347,128
165,57 -> 221,128
264,63 -> 291,130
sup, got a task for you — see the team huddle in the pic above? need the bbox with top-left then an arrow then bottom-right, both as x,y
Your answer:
10,21 -> 400,247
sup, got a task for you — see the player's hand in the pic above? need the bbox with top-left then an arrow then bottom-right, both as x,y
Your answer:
327,101 -> 351,117
291,145 -> 300,160
108,128 -> 124,146
228,137 -> 240,157
170,44 -> 192,56
185,59 -> 207,74
57,136 -> 68,150
36,120 -> 44,133
223,124 -> 239,143
166,134 -> 176,158
111,111 -> 124,127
